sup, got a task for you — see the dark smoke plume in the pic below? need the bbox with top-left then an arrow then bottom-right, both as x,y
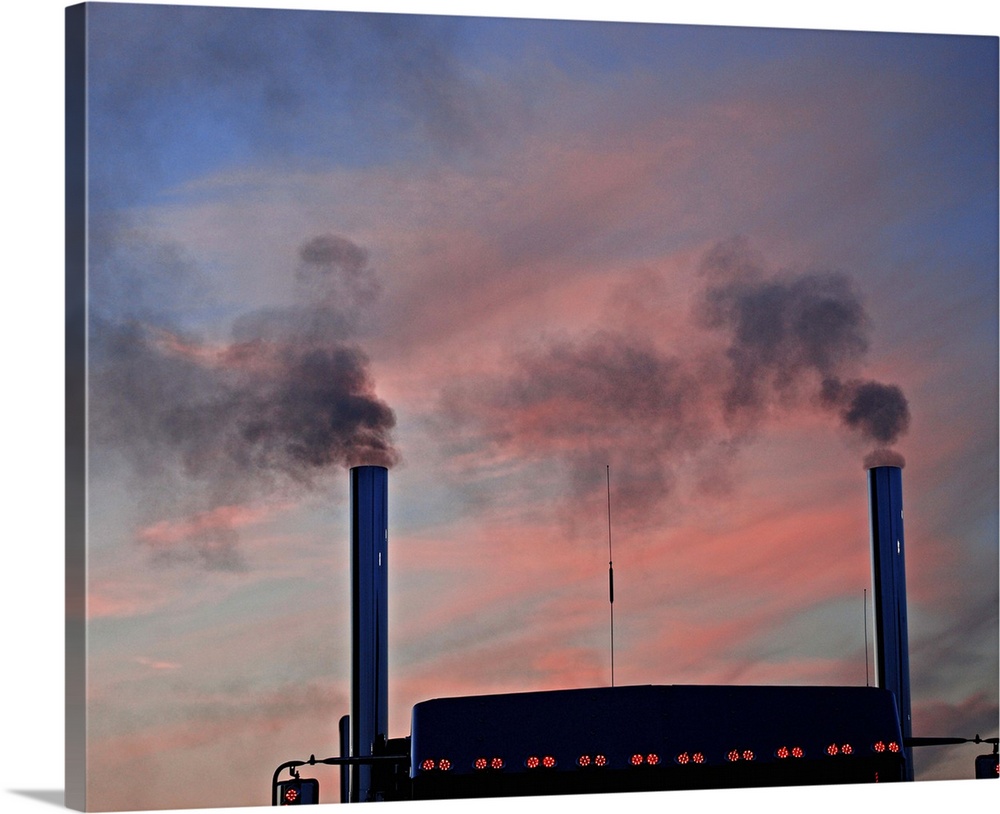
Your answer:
487,331 -> 710,517
700,237 -> 909,450
440,237 -> 910,524
91,233 -> 398,569
820,378 -> 910,447
698,237 -> 870,416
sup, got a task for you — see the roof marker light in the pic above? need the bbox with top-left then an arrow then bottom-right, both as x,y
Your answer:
594,754 -> 607,767
439,759 -> 452,771
675,752 -> 690,765
776,747 -> 790,759
791,747 -> 804,758
841,744 -> 853,756
420,759 -> 436,771
727,750 -> 740,762
578,755 -> 591,767
490,757 -> 504,770
542,755 -> 556,769
631,754 -> 644,766
525,756 -> 540,769
647,754 -> 660,766
474,758 -> 488,770
692,752 -> 706,764
888,742 -> 900,753
827,744 -> 839,756
873,741 -> 886,753
742,751 -> 755,762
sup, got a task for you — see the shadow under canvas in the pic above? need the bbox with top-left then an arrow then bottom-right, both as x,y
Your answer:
7,790 -> 66,808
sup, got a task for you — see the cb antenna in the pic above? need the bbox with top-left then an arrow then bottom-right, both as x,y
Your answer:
607,465 -> 615,687
864,588 -> 870,687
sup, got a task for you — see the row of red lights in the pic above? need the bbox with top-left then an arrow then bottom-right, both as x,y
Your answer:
419,741 -> 901,772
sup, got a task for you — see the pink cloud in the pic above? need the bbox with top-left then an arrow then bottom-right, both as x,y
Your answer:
135,656 -> 182,671
88,579 -> 173,621
136,500 -> 292,547
149,326 -> 281,374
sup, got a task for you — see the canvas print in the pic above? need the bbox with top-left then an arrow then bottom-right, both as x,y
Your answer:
65,2 -> 999,811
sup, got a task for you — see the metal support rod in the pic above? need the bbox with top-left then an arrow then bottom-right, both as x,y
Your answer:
906,736 -> 999,747
271,754 -> 410,806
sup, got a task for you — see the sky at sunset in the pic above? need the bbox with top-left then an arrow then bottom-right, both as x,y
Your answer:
74,2 -> 996,809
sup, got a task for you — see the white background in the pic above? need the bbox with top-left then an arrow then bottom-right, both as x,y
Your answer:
2,1 -> 996,813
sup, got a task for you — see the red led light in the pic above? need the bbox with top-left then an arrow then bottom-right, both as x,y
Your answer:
827,744 -> 839,756
692,752 -> 705,764
474,758 -> 487,770
526,756 -> 540,769
542,756 -> 556,768
578,755 -> 591,767
727,750 -> 740,762
888,742 -> 900,753
791,747 -> 804,758
873,741 -> 886,753
675,752 -> 690,765
647,753 -> 660,765
776,746 -> 789,759
284,789 -> 299,803
742,750 -> 755,762
420,759 -> 436,771
490,757 -> 504,770
439,758 -> 452,771
631,753 -> 644,766
841,744 -> 853,756
594,754 -> 607,767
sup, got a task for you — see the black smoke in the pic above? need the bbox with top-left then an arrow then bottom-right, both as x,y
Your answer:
497,331 -> 710,516
820,378 -> 910,447
91,232 -> 398,569
700,237 -> 910,454
441,237 -> 910,521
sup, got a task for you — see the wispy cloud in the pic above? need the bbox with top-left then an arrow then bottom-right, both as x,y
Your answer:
135,501 -> 296,570
134,656 -> 182,671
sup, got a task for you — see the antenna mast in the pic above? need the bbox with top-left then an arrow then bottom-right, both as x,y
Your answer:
607,465 -> 615,688
864,588 -> 870,687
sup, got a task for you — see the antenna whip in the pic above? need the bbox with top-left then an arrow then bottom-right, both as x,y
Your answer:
607,465 -> 615,687
864,588 -> 870,687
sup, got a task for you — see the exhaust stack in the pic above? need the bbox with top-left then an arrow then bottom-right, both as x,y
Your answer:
350,465 -> 389,802
867,464 -> 913,780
